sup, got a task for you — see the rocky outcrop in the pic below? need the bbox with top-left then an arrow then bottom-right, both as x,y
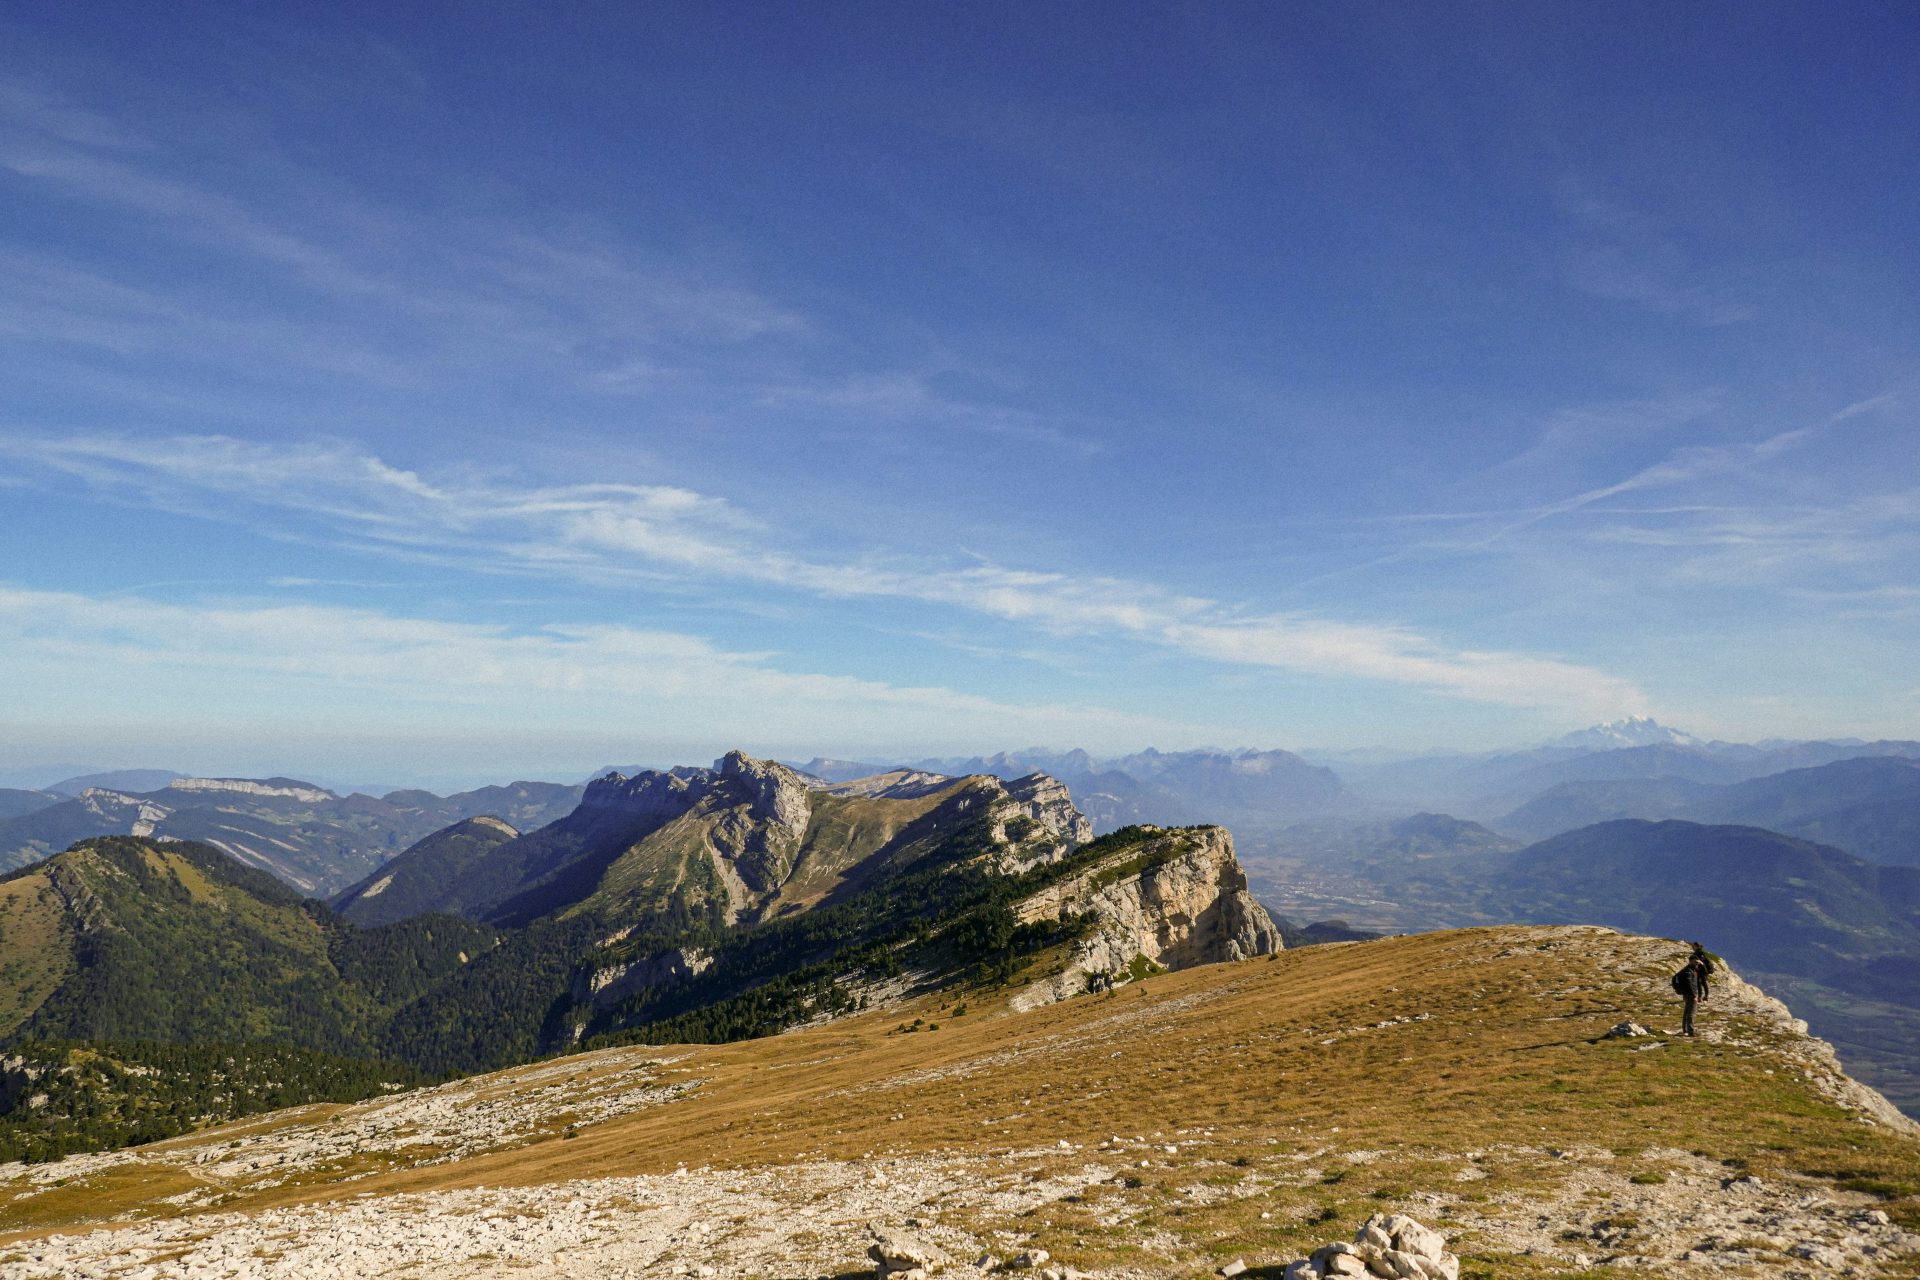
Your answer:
582,753 -> 814,897
707,752 -> 813,894
866,1223 -> 947,1279
572,946 -> 714,1010
72,789 -> 173,837
1700,955 -> 1920,1136
1012,825 -> 1279,1008
1284,1213 -> 1460,1280
1002,773 -> 1094,848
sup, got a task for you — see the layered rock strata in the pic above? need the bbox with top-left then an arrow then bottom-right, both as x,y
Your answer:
1012,825 -> 1280,1008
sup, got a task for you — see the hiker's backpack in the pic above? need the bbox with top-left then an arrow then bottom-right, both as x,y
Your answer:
1670,967 -> 1693,996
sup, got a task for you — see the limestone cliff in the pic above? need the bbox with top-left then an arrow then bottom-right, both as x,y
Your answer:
1011,824 -> 1280,1008
570,946 -> 714,1015
999,772 -> 1094,852
164,778 -> 336,803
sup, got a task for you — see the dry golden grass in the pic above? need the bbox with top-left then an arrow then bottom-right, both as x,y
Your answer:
6,925 -> 1918,1277
0,872 -> 74,1037
767,787 -> 967,912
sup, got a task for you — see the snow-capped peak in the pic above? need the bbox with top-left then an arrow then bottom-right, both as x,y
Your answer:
1552,717 -> 1702,751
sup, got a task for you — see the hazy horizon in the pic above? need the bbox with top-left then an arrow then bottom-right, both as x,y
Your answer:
2,714 -> 1904,797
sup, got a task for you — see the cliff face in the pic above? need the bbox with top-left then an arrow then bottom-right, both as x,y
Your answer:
701,753 -> 815,895
164,778 -> 336,803
569,946 -> 714,1016
1000,772 -> 1095,851
1012,825 -> 1280,1008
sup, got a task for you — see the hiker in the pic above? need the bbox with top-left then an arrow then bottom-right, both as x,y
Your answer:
1671,942 -> 1715,1036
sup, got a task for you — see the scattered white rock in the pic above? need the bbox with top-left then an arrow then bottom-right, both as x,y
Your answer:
1282,1213 -> 1460,1280
868,1223 -> 946,1279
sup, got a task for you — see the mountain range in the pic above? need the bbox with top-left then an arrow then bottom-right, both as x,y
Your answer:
1500,755 -> 1920,863
0,776 -> 585,894
6,719 -> 1914,894
795,746 -> 1348,833
7,726 -> 1920,1124
0,753 -> 1279,1158
1330,719 -> 1920,818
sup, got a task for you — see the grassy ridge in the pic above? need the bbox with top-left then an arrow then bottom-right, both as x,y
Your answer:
4,925 -> 1914,1279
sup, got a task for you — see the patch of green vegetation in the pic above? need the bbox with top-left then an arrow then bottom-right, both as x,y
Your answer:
0,1039 -> 423,1163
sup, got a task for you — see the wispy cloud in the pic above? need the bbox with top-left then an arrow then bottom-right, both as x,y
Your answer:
759,372 -> 1105,456
1556,180 -> 1755,326
1585,485 -> 1920,590
2,431 -> 1645,717
1494,389 -> 1723,478
0,74 -> 808,399
0,583 -> 1179,748
0,75 -> 1094,456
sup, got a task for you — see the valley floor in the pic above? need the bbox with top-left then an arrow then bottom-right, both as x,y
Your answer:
3,927 -> 1918,1279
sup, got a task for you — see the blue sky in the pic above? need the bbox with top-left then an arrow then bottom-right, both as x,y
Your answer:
1,3 -> 1916,785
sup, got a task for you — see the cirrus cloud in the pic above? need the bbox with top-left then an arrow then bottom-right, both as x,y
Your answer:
3,430 -> 1646,719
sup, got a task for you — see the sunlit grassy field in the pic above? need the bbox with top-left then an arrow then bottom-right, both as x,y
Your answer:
5,925 -> 1917,1277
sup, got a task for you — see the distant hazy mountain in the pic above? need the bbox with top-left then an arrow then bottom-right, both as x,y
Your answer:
378,780 -> 587,835
0,790 -> 59,823
880,746 -> 1347,833
1497,777 -> 1713,839
0,764 -> 100,791
788,757 -> 896,784
45,768 -> 186,797
1267,915 -> 1382,947
0,777 -> 584,895
1337,724 -> 1920,817
1484,820 -> 1920,973
1500,756 -> 1920,864
1250,812 -> 1520,870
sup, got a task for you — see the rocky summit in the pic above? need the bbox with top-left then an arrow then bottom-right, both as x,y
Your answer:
3,925 -> 1916,1278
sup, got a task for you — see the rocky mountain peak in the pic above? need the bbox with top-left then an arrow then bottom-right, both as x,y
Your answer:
713,752 -> 812,835
1002,772 -> 1093,846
